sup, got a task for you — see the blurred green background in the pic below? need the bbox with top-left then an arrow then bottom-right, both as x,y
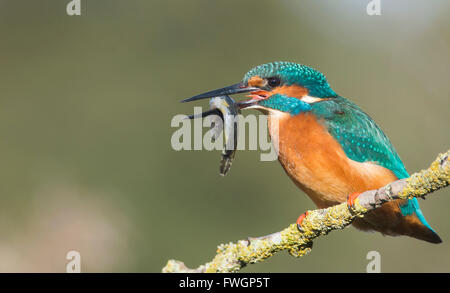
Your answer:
0,0 -> 449,272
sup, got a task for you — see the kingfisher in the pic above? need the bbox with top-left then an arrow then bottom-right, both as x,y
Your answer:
183,61 -> 441,244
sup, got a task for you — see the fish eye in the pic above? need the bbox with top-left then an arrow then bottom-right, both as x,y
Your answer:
267,76 -> 281,88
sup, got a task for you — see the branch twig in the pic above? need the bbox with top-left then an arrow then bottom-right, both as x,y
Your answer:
163,150 -> 450,273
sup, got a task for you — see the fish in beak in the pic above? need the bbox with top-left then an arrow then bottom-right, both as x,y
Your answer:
185,95 -> 241,176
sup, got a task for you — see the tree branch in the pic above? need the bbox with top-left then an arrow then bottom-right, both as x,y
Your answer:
162,150 -> 450,273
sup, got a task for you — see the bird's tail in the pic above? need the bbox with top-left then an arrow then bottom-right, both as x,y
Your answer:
398,198 -> 442,244
353,198 -> 442,244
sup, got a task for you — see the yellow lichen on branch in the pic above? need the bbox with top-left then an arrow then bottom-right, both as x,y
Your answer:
162,150 -> 449,273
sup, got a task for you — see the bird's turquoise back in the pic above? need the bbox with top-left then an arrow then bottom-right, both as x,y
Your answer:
311,96 -> 436,232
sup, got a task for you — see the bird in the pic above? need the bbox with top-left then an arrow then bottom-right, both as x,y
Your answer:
182,61 -> 441,244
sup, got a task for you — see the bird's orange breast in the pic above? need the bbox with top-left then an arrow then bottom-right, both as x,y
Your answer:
268,112 -> 398,208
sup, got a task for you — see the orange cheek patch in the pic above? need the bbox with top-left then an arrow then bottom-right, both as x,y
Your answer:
272,84 -> 309,99
247,75 -> 265,87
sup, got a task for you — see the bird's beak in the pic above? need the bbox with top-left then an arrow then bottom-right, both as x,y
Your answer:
181,82 -> 260,104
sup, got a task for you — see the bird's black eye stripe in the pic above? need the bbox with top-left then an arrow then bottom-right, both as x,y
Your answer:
267,76 -> 281,88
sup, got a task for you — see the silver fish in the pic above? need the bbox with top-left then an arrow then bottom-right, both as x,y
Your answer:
187,95 -> 240,176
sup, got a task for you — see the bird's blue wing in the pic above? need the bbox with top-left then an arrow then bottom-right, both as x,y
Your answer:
312,97 -> 408,179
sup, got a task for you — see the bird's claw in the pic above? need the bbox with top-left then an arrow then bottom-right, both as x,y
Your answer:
296,211 -> 309,232
347,192 -> 362,210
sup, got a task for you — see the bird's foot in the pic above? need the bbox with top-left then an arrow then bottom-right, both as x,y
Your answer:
296,211 -> 309,232
347,192 -> 362,211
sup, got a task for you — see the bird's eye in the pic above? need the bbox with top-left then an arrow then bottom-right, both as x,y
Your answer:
267,76 -> 281,88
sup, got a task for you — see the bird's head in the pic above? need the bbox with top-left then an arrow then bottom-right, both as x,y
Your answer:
183,62 -> 337,115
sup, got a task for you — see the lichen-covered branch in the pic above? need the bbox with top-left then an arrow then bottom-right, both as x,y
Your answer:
162,151 -> 450,273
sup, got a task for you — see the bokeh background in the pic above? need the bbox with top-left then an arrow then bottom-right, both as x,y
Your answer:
0,0 -> 449,272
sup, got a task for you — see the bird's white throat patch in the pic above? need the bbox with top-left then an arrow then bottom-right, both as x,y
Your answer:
301,95 -> 323,104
